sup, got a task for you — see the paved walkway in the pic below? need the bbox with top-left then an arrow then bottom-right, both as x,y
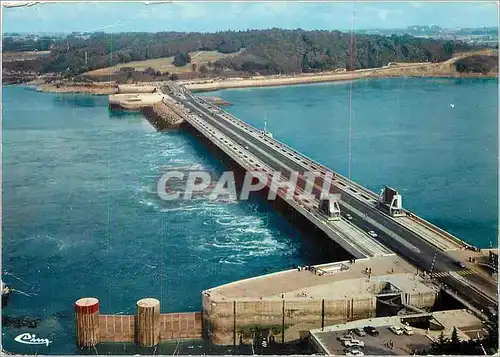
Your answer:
208,256 -> 432,300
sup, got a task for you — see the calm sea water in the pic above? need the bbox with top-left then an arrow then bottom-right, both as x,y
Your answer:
2,78 -> 497,354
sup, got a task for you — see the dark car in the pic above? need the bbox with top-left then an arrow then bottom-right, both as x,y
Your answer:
454,261 -> 467,269
486,306 -> 498,318
363,326 -> 379,336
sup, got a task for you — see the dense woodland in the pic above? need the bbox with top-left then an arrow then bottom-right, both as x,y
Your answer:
1,29 -> 486,78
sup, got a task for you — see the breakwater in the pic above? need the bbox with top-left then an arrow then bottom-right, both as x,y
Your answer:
74,297 -> 202,347
108,88 -> 185,130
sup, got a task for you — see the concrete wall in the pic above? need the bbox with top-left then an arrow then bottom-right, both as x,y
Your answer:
203,284 -> 437,346
98,312 -> 202,343
99,314 -> 135,343
203,295 -> 379,346
405,291 -> 439,310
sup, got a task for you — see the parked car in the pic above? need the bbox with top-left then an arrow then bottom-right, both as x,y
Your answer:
363,326 -> 379,336
353,327 -> 366,337
346,350 -> 364,356
344,339 -> 365,348
338,333 -> 354,342
402,326 -> 414,335
389,326 -> 403,335
367,230 -> 378,238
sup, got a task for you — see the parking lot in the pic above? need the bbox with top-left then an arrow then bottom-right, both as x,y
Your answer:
314,326 -> 431,355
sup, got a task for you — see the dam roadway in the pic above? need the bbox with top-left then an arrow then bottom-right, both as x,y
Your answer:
162,82 -> 497,312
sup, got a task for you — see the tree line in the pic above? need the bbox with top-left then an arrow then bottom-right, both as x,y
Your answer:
3,29 -> 480,78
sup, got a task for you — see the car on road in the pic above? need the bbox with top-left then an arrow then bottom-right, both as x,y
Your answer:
483,306 -> 498,320
389,326 -> 403,335
345,349 -> 364,356
367,230 -> 378,238
363,326 -> 379,336
344,339 -> 365,348
454,260 -> 466,269
345,214 -> 353,220
353,327 -> 366,337
402,326 -> 414,335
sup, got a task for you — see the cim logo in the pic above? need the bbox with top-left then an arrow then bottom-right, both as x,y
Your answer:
14,333 -> 52,346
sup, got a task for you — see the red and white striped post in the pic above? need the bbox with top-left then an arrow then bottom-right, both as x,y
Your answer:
75,297 -> 100,347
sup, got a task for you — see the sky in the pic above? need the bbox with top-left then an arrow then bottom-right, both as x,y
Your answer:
2,1 -> 498,34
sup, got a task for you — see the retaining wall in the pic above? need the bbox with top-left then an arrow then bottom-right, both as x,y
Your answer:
98,312 -> 202,343
203,287 -> 437,345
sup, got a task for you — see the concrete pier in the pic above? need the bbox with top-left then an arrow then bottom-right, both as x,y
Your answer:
75,297 -> 100,347
108,85 -> 185,129
136,298 -> 161,347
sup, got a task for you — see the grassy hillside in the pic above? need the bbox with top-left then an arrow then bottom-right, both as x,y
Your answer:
85,50 -> 242,76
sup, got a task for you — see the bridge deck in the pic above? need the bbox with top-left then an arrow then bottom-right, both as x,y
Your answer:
193,93 -> 467,252
399,216 -> 462,251
181,96 -> 390,259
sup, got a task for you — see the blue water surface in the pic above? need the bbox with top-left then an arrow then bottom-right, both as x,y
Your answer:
2,86 -> 326,354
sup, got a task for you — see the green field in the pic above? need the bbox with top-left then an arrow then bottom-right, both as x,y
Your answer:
85,50 -> 242,76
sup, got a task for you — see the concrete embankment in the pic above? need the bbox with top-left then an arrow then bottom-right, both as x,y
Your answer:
140,101 -> 185,129
108,86 -> 185,130
109,93 -> 162,110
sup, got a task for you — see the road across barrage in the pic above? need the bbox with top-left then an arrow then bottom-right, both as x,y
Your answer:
167,82 -> 498,311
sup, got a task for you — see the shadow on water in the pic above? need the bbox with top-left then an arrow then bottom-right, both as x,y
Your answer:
108,110 -> 145,121
51,95 -> 104,108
